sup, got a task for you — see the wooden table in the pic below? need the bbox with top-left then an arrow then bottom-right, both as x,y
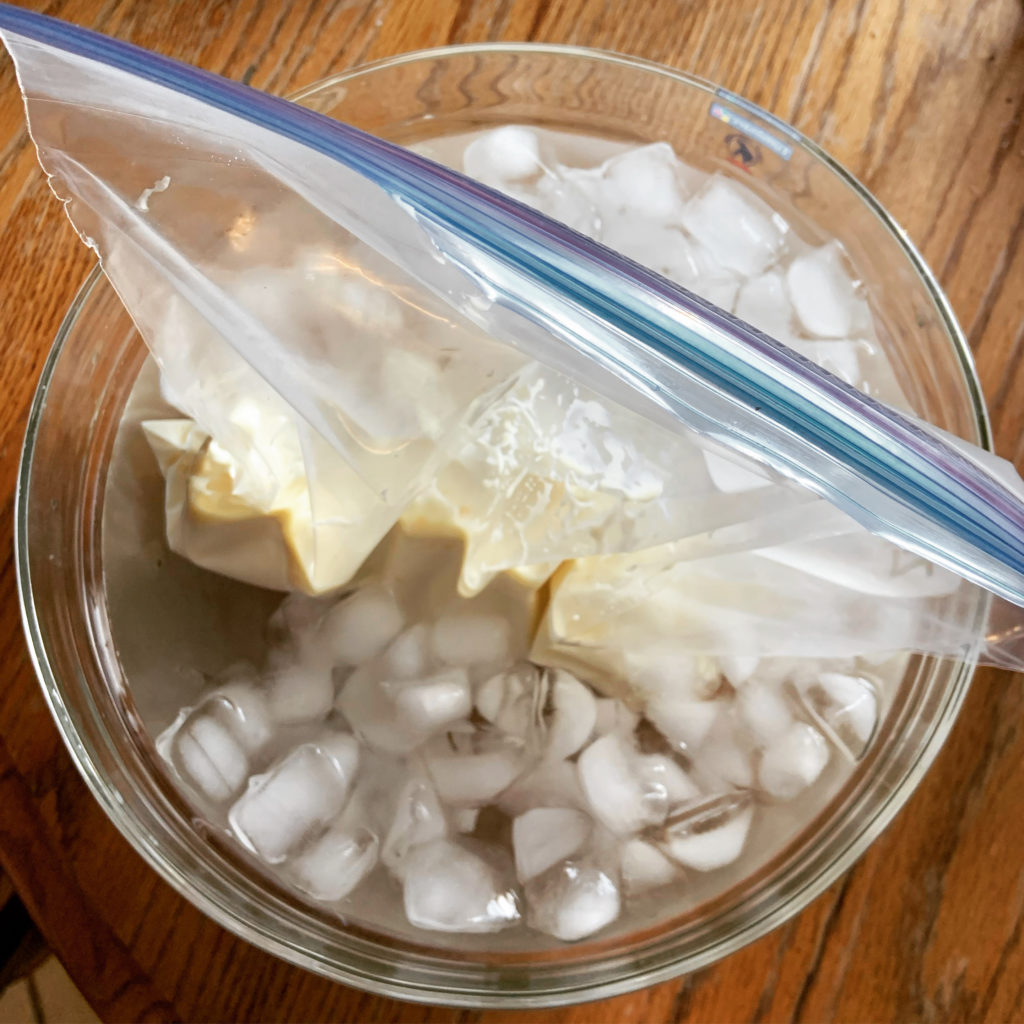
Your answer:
1,0 -> 1022,1020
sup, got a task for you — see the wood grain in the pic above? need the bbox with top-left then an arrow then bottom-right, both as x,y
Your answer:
0,0 -> 1022,1020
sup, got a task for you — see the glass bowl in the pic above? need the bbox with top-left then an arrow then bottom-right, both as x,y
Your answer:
16,44 -> 988,1007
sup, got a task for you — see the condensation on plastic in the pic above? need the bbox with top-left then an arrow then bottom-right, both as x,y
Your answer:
4,5 -> 1024,669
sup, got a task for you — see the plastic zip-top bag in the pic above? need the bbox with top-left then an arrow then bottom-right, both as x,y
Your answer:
4,4 -> 1024,675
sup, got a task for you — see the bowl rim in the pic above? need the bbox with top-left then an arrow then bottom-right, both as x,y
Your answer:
15,41 -> 989,1008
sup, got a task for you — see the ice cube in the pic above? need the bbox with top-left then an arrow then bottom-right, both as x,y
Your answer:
719,654 -> 760,688
512,807 -> 593,882
628,652 -> 720,701
381,775 -> 448,878
599,144 -> 688,222
454,807 -> 480,833
498,758 -> 587,817
758,722 -> 830,799
659,792 -> 753,871
696,718 -> 755,789
229,733 -> 360,864
736,681 -> 794,745
792,672 -> 878,760
545,670 -> 598,761
425,746 -> 524,806
475,671 -> 506,724
383,624 -> 430,680
592,698 -> 640,738
535,174 -> 602,237
403,839 -> 521,933
601,218 -> 694,274
430,611 -> 511,667
620,838 -> 678,895
171,714 -> 249,804
264,658 -> 334,725
463,126 -> 542,184
525,859 -> 620,941
319,586 -> 404,667
389,668 -> 472,736
639,753 -> 702,808
734,271 -> 796,340
475,663 -> 544,741
336,664 -> 406,752
577,734 -> 668,835
786,242 -> 860,338
654,233 -> 741,308
339,663 -> 462,754
268,592 -> 327,640
681,176 -> 785,276
291,825 -> 378,902
206,679 -> 273,755
646,695 -> 722,751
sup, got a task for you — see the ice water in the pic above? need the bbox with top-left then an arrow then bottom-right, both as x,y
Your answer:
103,125 -> 931,949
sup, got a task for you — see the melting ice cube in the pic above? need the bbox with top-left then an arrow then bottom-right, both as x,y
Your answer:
535,174 -> 602,237
646,695 -> 723,752
734,271 -> 796,341
430,611 -> 511,667
475,663 -> 545,741
229,733 -> 360,864
696,717 -> 755,790
577,734 -> 668,835
169,715 -> 249,804
388,668 -> 472,736
786,242 -> 862,338
592,698 -> 640,739
454,807 -> 480,833
291,824 -> 378,902
403,839 -> 521,933
381,775 -> 448,879
736,680 -> 794,745
338,664 -> 469,753
639,753 -> 702,808
658,792 -> 754,871
791,672 -> 879,760
208,676 -> 274,755
758,722 -> 830,799
382,624 -> 430,680
512,807 -> 592,882
336,664 -> 405,752
425,743 -> 524,806
719,654 -> 761,688
160,681 -> 272,803
681,176 -> 786,277
319,586 -> 404,667
545,669 -> 598,761
264,658 -> 334,725
463,125 -> 543,185
498,758 -> 587,817
525,859 -> 621,941
599,143 -> 689,222
620,838 -> 678,896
